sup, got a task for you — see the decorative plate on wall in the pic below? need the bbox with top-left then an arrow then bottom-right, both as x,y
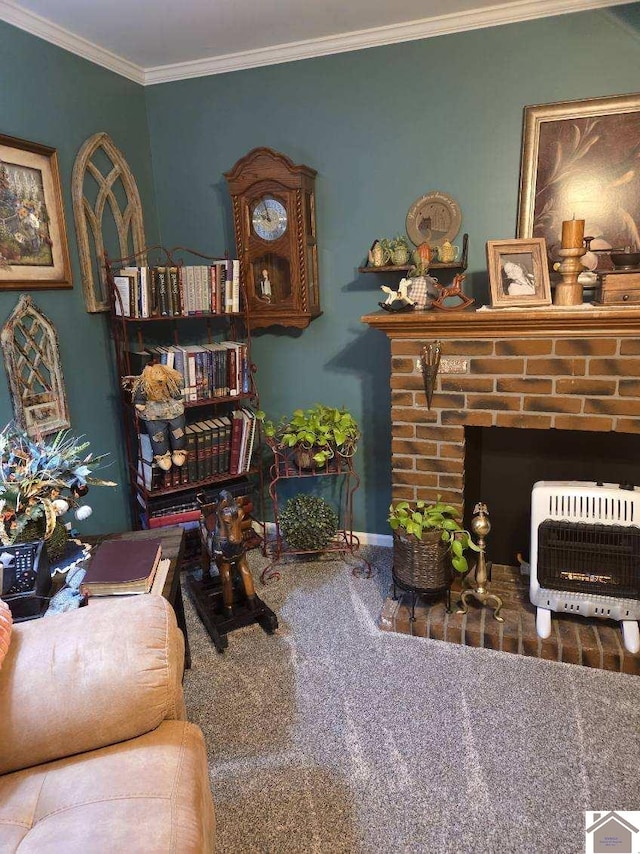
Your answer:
406,191 -> 461,247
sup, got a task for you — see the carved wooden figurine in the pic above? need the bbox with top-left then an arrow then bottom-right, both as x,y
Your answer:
431,273 -> 475,311
205,490 -> 257,614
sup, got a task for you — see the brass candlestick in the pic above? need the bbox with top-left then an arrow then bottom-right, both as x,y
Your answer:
554,246 -> 587,306
457,502 -> 504,622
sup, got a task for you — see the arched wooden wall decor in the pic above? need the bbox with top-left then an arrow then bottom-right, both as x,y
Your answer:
1,295 -> 70,436
72,132 -> 147,313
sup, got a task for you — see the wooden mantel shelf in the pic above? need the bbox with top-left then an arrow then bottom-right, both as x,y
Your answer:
361,305 -> 640,339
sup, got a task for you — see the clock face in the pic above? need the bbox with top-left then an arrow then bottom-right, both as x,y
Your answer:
251,197 -> 288,242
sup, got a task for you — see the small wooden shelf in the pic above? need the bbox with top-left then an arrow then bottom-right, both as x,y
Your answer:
358,261 -> 465,273
134,466 -> 261,500
358,233 -> 469,275
184,393 -> 256,409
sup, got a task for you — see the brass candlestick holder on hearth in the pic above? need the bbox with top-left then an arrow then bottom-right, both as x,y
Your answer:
456,502 -> 504,622
554,245 -> 587,306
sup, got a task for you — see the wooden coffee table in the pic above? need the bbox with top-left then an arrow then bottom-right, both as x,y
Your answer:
83,526 -> 191,668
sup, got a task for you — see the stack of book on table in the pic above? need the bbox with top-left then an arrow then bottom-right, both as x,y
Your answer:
80,538 -> 169,597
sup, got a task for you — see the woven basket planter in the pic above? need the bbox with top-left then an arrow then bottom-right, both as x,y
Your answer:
392,530 -> 452,594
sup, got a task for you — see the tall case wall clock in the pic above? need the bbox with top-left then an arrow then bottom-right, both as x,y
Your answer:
225,147 -> 321,330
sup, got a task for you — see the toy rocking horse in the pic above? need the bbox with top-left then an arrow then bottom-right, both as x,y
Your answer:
431,273 -> 475,311
187,489 -> 278,652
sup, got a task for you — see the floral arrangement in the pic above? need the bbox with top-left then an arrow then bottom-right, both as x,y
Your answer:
0,424 -> 116,549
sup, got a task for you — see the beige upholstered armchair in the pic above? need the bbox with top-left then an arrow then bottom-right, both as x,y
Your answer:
0,594 -> 215,852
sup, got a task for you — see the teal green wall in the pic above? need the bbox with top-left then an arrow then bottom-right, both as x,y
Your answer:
2,8 -> 640,538
145,9 -> 640,534
0,21 -> 159,535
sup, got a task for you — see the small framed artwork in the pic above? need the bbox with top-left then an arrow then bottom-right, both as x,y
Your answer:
0,133 -> 72,290
486,238 -> 551,308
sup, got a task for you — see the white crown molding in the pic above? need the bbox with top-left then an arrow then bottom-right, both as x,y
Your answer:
144,0 -> 628,85
0,0 -> 144,84
602,5 -> 640,41
0,0 -> 630,86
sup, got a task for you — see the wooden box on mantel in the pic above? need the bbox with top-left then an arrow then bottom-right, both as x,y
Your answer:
595,270 -> 640,305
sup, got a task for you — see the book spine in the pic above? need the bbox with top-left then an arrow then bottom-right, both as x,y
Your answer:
209,266 -> 217,314
229,412 -> 243,475
157,266 -> 170,316
232,259 -> 240,313
185,425 -> 198,483
139,266 -> 149,318
149,266 -> 159,316
224,260 -> 233,313
169,266 -> 182,316
148,509 -> 201,527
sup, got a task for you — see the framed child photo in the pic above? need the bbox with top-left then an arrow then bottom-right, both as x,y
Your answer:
0,133 -> 72,290
486,238 -> 551,308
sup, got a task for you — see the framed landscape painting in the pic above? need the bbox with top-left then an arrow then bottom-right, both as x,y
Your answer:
0,134 -> 72,289
517,93 -> 640,267
486,238 -> 551,308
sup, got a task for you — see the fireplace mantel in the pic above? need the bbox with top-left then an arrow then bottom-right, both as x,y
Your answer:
361,305 -> 640,339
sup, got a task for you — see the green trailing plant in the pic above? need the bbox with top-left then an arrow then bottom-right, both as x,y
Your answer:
278,493 -> 339,551
388,498 -> 480,573
257,404 -> 360,466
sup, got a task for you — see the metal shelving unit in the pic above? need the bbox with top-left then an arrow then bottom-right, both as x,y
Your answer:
261,439 -> 371,584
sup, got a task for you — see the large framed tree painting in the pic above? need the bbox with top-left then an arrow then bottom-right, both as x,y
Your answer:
0,134 -> 72,289
517,93 -> 640,267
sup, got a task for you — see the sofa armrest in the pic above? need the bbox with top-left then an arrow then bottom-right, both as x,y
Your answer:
0,594 -> 185,775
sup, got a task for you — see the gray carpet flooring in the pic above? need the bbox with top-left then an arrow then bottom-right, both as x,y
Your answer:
182,546 -> 640,854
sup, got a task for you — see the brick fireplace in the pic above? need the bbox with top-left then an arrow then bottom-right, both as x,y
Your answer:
362,305 -> 640,515
361,305 -> 640,672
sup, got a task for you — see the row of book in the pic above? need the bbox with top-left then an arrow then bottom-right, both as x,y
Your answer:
113,261 -> 241,319
138,408 -> 258,491
143,341 -> 250,401
81,538 -> 168,596
141,478 -> 255,532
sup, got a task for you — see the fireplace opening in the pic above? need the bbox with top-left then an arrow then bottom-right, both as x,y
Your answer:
464,427 -> 640,566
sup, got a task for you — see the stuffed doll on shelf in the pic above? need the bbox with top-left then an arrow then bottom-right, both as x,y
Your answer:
124,364 -> 187,472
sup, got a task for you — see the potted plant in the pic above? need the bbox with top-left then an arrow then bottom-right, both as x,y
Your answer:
278,493 -> 339,551
0,424 -> 116,558
0,424 -> 116,618
388,498 -> 480,594
258,404 -> 360,469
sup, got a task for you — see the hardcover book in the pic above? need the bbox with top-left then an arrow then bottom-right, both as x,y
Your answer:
81,537 -> 162,596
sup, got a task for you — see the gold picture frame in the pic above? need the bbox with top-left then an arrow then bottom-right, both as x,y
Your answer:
486,238 -> 551,308
517,93 -> 640,265
0,133 -> 72,290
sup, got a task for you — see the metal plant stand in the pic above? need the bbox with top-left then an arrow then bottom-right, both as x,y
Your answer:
262,442 -> 371,583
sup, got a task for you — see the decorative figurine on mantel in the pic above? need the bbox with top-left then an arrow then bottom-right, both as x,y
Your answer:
124,363 -> 187,472
379,279 -> 415,312
431,273 -> 475,311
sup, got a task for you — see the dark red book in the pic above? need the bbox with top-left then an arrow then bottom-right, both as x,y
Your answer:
81,538 -> 162,595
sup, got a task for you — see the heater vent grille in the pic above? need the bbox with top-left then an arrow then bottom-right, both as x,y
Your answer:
546,493 -> 637,524
537,520 -> 640,599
